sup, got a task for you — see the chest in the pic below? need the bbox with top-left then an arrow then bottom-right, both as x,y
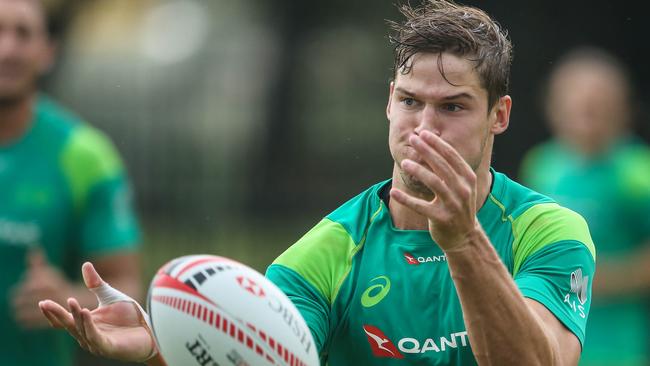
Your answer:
328,238 -> 477,365
0,152 -> 73,249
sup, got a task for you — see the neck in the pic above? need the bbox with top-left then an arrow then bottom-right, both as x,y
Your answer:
0,95 -> 35,144
389,147 -> 493,231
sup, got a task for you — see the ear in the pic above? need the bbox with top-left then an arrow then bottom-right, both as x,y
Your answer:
490,95 -> 511,135
386,81 -> 395,120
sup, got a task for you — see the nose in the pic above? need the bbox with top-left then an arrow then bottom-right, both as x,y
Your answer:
414,104 -> 441,137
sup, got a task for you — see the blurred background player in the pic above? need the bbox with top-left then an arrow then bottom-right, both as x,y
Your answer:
520,47 -> 650,365
0,0 -> 142,365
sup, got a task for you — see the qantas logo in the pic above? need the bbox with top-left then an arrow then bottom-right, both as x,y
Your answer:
403,252 -> 419,265
404,252 -> 446,265
363,325 -> 469,358
362,325 -> 403,359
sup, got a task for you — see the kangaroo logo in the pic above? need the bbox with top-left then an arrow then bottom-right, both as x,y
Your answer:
362,325 -> 403,359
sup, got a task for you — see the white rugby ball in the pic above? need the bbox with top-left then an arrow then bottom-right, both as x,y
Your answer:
147,254 -> 319,366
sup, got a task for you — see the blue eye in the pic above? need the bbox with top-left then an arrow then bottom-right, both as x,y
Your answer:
443,104 -> 462,112
402,98 -> 415,106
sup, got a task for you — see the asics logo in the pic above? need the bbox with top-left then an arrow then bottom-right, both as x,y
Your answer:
361,275 -> 391,308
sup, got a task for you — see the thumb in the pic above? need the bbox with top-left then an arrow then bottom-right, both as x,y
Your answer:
83,263 -> 150,328
81,262 -> 104,289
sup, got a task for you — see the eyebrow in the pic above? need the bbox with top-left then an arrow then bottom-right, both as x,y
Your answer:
394,87 -> 475,101
442,92 -> 474,101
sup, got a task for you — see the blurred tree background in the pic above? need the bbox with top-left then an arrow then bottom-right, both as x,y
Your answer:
39,0 -> 650,282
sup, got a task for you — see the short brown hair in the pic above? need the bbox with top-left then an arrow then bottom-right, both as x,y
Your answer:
388,0 -> 513,110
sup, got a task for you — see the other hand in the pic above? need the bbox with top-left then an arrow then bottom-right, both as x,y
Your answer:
11,249 -> 73,328
39,262 -> 157,363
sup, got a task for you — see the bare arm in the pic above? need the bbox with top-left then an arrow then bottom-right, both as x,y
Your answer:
390,130 -> 581,365
445,228 -> 580,365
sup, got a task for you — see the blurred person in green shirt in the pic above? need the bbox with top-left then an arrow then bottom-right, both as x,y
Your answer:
521,47 -> 650,366
0,0 -> 142,365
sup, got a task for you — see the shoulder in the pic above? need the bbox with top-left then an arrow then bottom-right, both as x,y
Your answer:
490,170 -> 555,219
491,171 -> 595,273
32,94 -> 84,142
326,180 -> 388,244
61,123 -> 123,174
50,101 -> 126,209
269,180 -> 389,302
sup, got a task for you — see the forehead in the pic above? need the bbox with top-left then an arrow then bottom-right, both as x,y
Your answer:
394,53 -> 485,99
0,0 -> 46,30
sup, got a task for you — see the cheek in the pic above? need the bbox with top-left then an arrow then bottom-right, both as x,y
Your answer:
446,122 -> 487,157
387,119 -> 413,159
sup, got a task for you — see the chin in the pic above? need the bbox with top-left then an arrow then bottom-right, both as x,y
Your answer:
400,171 -> 433,196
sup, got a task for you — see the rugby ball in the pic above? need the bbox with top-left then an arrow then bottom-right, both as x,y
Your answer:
147,255 -> 319,366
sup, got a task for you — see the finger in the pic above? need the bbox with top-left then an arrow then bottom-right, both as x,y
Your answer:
81,307 -> 106,355
80,308 -> 99,354
68,298 -> 90,349
390,187 -> 435,218
40,300 -> 84,344
410,134 -> 459,187
39,300 -> 76,329
39,301 -> 66,329
401,159 -> 454,203
82,262 -> 105,289
420,130 -> 474,179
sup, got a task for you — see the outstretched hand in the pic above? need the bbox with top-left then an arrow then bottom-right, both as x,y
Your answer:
39,262 -> 157,363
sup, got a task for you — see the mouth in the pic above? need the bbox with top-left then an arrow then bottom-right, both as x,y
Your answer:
403,145 -> 424,165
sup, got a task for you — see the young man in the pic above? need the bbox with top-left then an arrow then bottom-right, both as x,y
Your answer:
521,47 -> 650,366
40,1 -> 595,365
0,0 -> 142,365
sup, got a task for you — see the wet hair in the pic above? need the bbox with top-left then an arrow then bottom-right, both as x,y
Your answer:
388,0 -> 513,110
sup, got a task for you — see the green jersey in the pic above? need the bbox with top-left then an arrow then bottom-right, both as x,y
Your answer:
267,170 -> 595,365
0,95 -> 141,366
521,137 -> 650,366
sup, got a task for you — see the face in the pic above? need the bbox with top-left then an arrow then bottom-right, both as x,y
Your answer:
546,62 -> 629,154
0,0 -> 52,103
386,52 -> 510,195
